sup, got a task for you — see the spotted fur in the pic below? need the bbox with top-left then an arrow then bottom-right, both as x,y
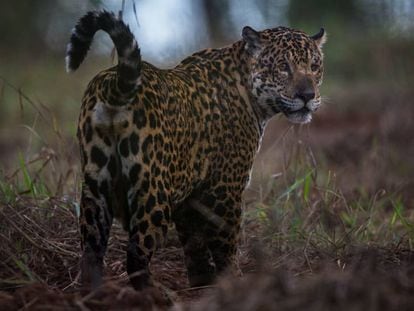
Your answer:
66,10 -> 326,290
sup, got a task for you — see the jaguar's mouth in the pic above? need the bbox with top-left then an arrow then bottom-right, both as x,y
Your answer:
283,106 -> 312,124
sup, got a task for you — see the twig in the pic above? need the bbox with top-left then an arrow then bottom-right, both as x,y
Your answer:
0,75 -> 50,126
62,271 -> 81,291
17,297 -> 39,311
176,284 -> 216,292
303,231 -> 314,273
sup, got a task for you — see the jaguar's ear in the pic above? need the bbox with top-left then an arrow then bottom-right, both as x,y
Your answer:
242,26 -> 261,53
311,28 -> 327,48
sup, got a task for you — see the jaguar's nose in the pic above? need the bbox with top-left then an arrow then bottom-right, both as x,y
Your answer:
296,91 -> 315,103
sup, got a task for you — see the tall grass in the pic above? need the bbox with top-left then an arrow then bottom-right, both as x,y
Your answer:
0,76 -> 80,203
246,123 -> 414,269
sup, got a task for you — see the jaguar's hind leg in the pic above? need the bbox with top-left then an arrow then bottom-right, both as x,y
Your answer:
79,190 -> 113,290
126,190 -> 171,290
78,113 -> 116,290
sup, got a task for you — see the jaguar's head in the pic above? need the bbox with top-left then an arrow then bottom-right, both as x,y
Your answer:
242,26 -> 327,124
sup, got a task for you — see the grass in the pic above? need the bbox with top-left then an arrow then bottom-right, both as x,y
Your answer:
254,161 -> 413,253
242,95 -> 414,280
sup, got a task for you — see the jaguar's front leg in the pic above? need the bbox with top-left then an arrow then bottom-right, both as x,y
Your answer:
201,191 -> 243,278
173,200 -> 216,287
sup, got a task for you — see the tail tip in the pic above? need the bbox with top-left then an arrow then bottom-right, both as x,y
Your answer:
65,43 -> 76,73
65,56 -> 73,73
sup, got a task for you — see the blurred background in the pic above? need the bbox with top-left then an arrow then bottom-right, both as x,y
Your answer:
0,0 -> 413,207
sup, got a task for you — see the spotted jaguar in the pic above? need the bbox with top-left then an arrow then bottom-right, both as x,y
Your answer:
66,10 -> 326,290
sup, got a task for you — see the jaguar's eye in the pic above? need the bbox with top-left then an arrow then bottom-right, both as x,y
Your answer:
279,63 -> 290,73
311,63 -> 319,72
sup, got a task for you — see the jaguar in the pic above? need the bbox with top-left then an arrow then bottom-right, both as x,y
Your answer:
66,10 -> 326,290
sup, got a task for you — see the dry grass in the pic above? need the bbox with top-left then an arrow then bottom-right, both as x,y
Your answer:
0,199 -> 79,290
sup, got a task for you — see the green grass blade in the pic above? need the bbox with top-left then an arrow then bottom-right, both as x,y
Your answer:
18,153 -> 37,196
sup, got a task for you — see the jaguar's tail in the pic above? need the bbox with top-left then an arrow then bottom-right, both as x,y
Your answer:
66,11 -> 141,102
